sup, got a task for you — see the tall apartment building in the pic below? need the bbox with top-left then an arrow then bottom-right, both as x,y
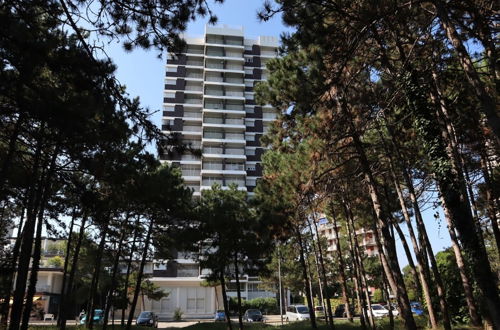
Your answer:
161,25 -> 279,197
153,25 -> 278,318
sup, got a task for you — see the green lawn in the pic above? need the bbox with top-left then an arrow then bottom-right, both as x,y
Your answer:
27,318 -> 479,330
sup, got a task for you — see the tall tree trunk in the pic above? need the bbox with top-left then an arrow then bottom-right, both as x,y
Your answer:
344,111 -> 416,330
329,205 -> 353,322
0,112 -> 25,200
344,214 -> 368,330
433,0 -> 500,145
60,213 -> 87,330
440,195 -> 483,326
389,168 -> 438,328
86,222 -> 110,329
9,133 -> 45,330
103,219 -> 129,330
127,218 -> 154,329
343,199 -> 375,329
310,212 -> 335,329
57,209 -> 76,326
296,224 -> 317,329
121,227 -> 139,326
0,204 -> 25,326
391,220 -> 419,293
219,270 -> 233,330
233,253 -> 243,330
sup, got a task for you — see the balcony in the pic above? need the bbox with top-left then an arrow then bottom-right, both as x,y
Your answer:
186,60 -> 204,67
184,98 -> 202,105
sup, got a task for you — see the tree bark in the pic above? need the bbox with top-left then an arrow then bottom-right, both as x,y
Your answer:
121,226 -> 139,325
219,270 -> 233,330
127,218 -> 154,329
57,209 -> 76,326
60,213 -> 87,330
329,205 -> 353,322
296,224 -> 317,329
233,253 -> 243,330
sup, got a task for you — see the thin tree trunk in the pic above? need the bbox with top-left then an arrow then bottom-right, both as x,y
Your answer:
345,115 -> 416,330
440,195 -> 483,327
329,205 -> 353,322
103,218 -> 129,330
433,0 -> 500,145
127,218 -> 154,329
121,227 -> 139,325
310,212 -> 335,329
60,213 -> 87,330
220,270 -> 233,330
9,133 -> 45,330
296,225 -> 317,329
233,253 -> 243,330
57,209 -> 76,326
86,222 -> 110,329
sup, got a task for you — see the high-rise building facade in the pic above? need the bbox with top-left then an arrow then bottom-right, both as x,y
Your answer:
161,25 -> 279,196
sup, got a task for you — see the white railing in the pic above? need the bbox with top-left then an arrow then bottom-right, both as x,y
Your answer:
226,64 -> 243,70
205,76 -> 223,82
225,118 -> 244,125
203,147 -> 223,154
184,126 -> 202,132
226,148 -> 245,155
203,163 -> 223,170
185,85 -> 203,91
206,63 -> 224,69
184,98 -> 202,104
225,133 -> 244,140
204,117 -> 223,124
184,112 -> 202,118
187,61 -> 203,66
182,170 -> 201,176
225,164 -> 245,171
205,89 -> 224,96
226,52 -> 242,58
186,73 -> 203,79
226,91 -> 244,97
226,78 -> 244,84
204,132 -> 224,139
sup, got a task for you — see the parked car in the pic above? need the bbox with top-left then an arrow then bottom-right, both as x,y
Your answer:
314,306 -> 325,319
243,309 -> 263,322
334,304 -> 354,317
214,310 -> 227,322
79,309 -> 105,325
286,305 -> 310,321
410,302 -> 424,316
367,304 -> 399,318
136,311 -> 158,327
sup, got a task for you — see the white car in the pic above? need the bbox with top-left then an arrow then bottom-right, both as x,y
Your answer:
286,305 -> 310,321
367,304 -> 399,318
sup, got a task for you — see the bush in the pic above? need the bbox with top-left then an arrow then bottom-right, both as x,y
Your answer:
46,256 -> 64,268
229,297 -> 279,314
173,307 -> 183,321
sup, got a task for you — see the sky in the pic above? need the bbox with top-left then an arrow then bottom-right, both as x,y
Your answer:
103,0 -> 452,268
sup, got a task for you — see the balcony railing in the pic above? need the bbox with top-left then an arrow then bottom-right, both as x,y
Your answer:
204,103 -> 244,111
178,268 -> 200,277
261,51 -> 278,57
226,52 -> 242,58
185,85 -> 203,91
226,64 -> 243,71
187,185 -> 200,192
184,98 -> 202,104
203,147 -> 223,154
204,117 -> 224,124
184,112 -> 202,118
184,126 -> 202,132
205,76 -> 223,82
186,60 -> 203,66
263,113 -> 277,119
206,51 -> 224,57
206,63 -> 224,69
205,89 -> 224,96
203,163 -> 223,170
202,179 -> 223,186
226,91 -> 244,97
185,48 -> 204,54
225,179 -> 245,186
186,73 -> 203,79
226,78 -> 244,84
225,133 -> 244,140
225,164 -> 245,171
182,170 -> 201,176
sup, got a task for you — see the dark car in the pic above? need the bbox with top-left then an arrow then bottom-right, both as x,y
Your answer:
334,304 -> 355,317
214,310 -> 227,322
136,311 -> 158,327
244,309 -> 263,322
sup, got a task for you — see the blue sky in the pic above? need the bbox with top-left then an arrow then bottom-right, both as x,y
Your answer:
104,0 -> 452,268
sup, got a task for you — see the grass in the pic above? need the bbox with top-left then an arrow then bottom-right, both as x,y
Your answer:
26,317 -> 481,330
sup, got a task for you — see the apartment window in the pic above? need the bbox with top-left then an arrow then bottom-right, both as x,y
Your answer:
246,164 -> 255,171
164,105 -> 175,112
246,148 -> 256,156
246,177 -> 257,186
245,134 -> 255,141
245,106 -> 254,113
186,287 -> 205,312
245,119 -> 255,127
166,78 -> 177,85
244,68 -> 253,75
245,57 -> 253,63
166,66 -> 178,72
165,92 -> 176,98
